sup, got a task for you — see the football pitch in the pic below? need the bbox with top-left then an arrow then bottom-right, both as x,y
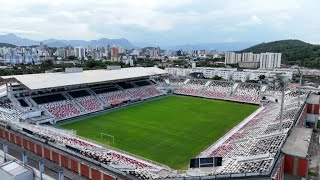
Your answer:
59,95 -> 258,169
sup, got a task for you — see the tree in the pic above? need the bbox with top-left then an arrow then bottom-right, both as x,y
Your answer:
40,60 -> 54,70
212,76 -> 222,80
67,55 -> 77,60
259,75 -> 266,80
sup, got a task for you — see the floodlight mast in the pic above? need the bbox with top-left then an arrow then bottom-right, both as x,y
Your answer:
278,74 -> 288,132
279,81 -> 285,131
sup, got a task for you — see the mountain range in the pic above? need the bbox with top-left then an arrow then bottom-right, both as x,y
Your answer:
0,33 -> 136,49
0,33 -> 256,51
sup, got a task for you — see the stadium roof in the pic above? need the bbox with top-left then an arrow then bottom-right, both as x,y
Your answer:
2,67 -> 168,90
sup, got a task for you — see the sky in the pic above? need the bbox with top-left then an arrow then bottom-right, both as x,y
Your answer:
0,0 -> 319,45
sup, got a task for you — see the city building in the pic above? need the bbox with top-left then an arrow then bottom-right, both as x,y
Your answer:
260,52 -> 282,69
111,47 -> 119,61
74,46 -> 85,59
165,67 -> 293,82
225,52 -> 282,70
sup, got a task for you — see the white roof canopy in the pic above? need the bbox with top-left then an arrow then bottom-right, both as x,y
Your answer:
2,67 -> 167,90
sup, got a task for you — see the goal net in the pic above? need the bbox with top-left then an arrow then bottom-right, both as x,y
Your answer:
100,133 -> 115,144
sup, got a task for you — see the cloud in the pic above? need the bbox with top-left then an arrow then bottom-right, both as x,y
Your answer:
0,0 -> 318,44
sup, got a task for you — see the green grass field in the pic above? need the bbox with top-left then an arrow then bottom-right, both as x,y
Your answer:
59,96 -> 258,169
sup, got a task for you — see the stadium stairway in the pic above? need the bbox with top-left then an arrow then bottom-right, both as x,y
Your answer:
231,83 -> 239,95
261,85 -> 267,93
115,84 -> 134,100
184,79 -> 190,84
22,97 -> 33,107
62,92 -> 86,112
165,79 -> 170,85
198,80 -> 211,96
87,88 -> 111,107
204,81 -> 211,87
25,97 -> 38,107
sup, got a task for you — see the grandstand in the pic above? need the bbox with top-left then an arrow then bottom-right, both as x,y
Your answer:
0,67 -> 312,180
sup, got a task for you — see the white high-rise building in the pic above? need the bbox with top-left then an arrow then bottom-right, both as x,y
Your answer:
235,53 -> 242,63
74,46 -> 85,59
253,54 -> 261,62
259,52 -> 282,69
242,52 -> 253,62
225,52 -> 236,64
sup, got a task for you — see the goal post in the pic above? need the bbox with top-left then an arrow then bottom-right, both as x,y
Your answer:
100,133 -> 115,143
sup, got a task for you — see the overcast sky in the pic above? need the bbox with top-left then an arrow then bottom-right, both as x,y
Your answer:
0,0 -> 318,45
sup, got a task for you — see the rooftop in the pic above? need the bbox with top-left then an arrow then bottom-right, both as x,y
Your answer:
2,67 -> 167,90
0,161 -> 30,176
281,127 -> 313,158
307,94 -> 320,104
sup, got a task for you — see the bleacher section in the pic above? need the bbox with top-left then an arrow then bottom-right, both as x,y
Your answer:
202,90 -> 308,176
202,81 -> 233,100
99,90 -> 130,105
28,82 -> 166,120
229,83 -> 261,104
173,78 -> 261,104
0,100 -> 23,122
174,79 -> 206,96
39,101 -> 80,120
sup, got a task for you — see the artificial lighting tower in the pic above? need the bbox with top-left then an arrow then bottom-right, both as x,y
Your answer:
278,74 -> 289,131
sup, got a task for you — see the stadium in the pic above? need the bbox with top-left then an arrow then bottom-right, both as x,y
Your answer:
0,67 -> 314,180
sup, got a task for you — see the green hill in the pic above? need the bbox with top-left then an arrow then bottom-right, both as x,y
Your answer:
240,40 -> 320,68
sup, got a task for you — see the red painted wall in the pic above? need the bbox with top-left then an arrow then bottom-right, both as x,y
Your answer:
15,136 -> 21,146
60,155 -> 69,168
284,155 -> 294,174
315,104 -> 319,114
52,151 -> 59,164
22,138 -> 28,149
70,159 -> 79,173
297,158 -> 308,177
81,164 -> 90,178
307,104 -> 313,113
9,133 -> 15,143
4,131 -> 8,139
44,147 -> 51,159
104,174 -> 114,180
91,169 -> 101,180
36,144 -> 42,156
29,141 -> 35,152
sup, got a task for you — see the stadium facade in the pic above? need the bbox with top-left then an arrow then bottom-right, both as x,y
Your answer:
0,67 -> 316,180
